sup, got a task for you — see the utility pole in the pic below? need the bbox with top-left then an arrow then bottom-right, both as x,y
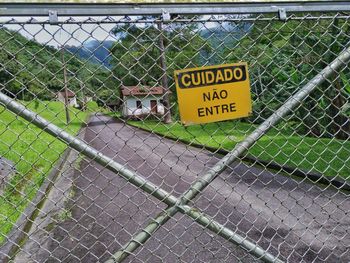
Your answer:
61,47 -> 71,124
81,81 -> 87,112
158,21 -> 172,124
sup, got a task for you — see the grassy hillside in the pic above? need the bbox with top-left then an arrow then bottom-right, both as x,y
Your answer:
0,28 -> 116,102
129,120 -> 350,180
0,101 -> 95,243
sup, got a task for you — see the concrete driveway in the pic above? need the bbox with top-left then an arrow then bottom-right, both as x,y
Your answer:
14,114 -> 350,262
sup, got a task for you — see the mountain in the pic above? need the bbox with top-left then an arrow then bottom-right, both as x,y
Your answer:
200,22 -> 251,44
65,40 -> 114,68
200,22 -> 251,64
0,28 -> 113,101
65,23 -> 249,68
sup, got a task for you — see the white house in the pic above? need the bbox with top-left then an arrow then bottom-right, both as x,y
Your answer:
57,89 -> 79,107
121,86 -> 166,118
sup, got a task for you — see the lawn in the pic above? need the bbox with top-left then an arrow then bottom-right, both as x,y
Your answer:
128,119 -> 350,180
0,100 -> 96,244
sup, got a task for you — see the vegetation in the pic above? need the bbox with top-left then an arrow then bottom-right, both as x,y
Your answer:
0,101 -> 95,243
108,17 -> 349,138
129,119 -> 350,180
0,14 -> 349,243
110,23 -> 210,86
109,16 -> 349,179
0,28 -> 117,105
225,17 -> 350,139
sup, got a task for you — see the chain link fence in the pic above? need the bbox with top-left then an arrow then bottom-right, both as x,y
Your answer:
0,3 -> 349,262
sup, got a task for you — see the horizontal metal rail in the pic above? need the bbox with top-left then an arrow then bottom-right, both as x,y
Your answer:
0,1 -> 350,17
1,15 -> 350,25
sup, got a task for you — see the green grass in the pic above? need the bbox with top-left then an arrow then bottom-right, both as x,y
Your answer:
128,119 -> 350,180
0,100 -> 97,243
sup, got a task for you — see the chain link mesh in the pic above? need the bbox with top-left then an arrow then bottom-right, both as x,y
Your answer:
0,10 -> 349,263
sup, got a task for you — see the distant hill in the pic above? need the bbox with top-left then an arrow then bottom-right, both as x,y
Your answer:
65,23 -> 250,68
0,28 -> 113,101
65,40 -> 114,68
200,22 -> 251,64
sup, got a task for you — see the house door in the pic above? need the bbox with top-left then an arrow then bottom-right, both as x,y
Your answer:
150,100 -> 157,113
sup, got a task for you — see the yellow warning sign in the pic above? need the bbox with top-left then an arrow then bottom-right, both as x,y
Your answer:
174,62 -> 252,125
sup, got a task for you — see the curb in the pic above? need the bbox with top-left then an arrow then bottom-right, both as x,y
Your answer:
0,117 -> 90,262
129,123 -> 350,191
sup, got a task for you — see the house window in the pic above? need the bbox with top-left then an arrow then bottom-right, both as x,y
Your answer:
136,100 -> 142,109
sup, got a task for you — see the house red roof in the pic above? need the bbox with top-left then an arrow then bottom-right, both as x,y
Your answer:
57,89 -> 76,98
121,86 -> 164,97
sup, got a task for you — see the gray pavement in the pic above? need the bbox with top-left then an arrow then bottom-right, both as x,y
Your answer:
14,114 -> 350,262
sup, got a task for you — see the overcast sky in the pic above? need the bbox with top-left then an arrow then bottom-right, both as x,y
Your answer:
1,15 -> 227,47
4,21 -> 117,47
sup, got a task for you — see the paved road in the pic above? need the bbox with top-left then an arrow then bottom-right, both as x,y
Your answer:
16,114 -> 350,262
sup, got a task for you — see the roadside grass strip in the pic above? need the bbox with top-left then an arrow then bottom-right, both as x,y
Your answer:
129,120 -> 350,180
0,101 -> 95,243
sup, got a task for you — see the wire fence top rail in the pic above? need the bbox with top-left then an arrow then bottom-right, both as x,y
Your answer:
0,1 -> 350,17
0,4 -> 349,263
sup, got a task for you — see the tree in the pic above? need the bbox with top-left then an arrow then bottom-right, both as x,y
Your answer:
224,16 -> 350,139
0,28 -> 114,104
109,21 -> 211,121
